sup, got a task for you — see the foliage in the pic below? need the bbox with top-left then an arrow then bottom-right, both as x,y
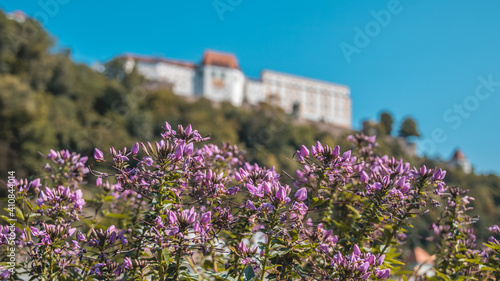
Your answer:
1,123 -> 498,280
399,117 -> 420,138
378,112 -> 393,136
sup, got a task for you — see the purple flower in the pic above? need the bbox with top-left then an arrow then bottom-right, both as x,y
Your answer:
0,269 -> 10,279
353,244 -> 361,256
247,184 -> 263,197
332,145 -> 340,157
377,254 -> 385,265
131,142 -> 140,155
275,186 -> 286,202
109,232 -> 117,244
360,171 -> 369,182
201,212 -> 211,224
168,211 -> 177,225
29,178 -> 41,191
70,189 -> 85,211
185,124 -> 192,136
318,244 -> 329,254
294,188 -> 308,202
432,168 -> 446,181
291,202 -> 308,215
296,145 -> 310,162
184,143 -> 194,156
237,241 -> 248,254
143,157 -> 154,166
489,225 -> 500,233
377,268 -> 391,278
30,227 -> 45,237
123,257 -> 132,270
359,262 -> 369,273
76,231 -> 87,242
174,143 -> 184,161
94,148 -> 104,161
419,165 -> 427,176
246,200 -> 257,211
342,150 -> 351,161
300,145 -> 310,158
47,149 -> 58,159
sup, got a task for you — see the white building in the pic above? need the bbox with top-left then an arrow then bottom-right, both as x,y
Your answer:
449,149 -> 472,174
7,10 -> 27,23
122,50 -> 351,128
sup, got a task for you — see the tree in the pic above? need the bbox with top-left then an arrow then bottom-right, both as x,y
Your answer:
379,111 -> 394,136
399,117 -> 420,138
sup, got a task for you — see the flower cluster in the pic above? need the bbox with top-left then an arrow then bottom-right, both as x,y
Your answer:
330,245 -> 390,280
2,122 -> 497,281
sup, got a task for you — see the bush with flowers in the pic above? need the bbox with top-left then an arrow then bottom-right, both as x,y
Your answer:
0,122 -> 499,280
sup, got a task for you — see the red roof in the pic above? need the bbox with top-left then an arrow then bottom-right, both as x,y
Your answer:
123,54 -> 195,68
414,247 -> 435,265
11,10 -> 27,17
202,50 -> 239,69
451,149 -> 466,161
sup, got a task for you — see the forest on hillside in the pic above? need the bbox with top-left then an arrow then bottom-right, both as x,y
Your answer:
1,9 -> 500,248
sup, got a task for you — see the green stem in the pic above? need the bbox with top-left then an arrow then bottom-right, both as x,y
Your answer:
237,267 -> 244,281
49,251 -> 53,279
259,237 -> 272,281
174,250 -> 182,280
351,200 -> 378,249
186,256 -> 199,274
158,250 -> 164,281
380,181 -> 425,255
158,190 -> 165,280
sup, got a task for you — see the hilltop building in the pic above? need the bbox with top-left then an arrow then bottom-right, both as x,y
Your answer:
122,50 -> 352,128
7,10 -> 27,23
449,149 -> 472,174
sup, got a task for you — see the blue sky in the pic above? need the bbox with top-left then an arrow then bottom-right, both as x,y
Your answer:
2,0 -> 500,174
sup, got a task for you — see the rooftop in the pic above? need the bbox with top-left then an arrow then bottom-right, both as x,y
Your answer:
201,50 -> 240,69
451,149 -> 466,161
122,54 -> 196,68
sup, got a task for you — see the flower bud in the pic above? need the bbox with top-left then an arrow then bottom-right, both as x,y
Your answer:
360,171 -> 369,183
94,148 -> 104,161
294,187 -> 307,202
332,145 -> 340,157
377,254 -> 385,265
353,244 -> 361,256
276,186 -> 286,201
201,212 -> 211,224
185,124 -> 192,135
131,143 -> 139,155
300,145 -> 310,158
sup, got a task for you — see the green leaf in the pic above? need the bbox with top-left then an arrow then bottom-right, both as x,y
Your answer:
104,212 -> 128,219
346,204 -> 361,218
242,265 -> 255,281
433,270 -> 452,281
15,207 -> 24,220
310,197 -> 326,208
0,215 -> 22,228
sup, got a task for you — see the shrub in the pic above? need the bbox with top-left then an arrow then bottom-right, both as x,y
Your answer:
0,122 -> 497,280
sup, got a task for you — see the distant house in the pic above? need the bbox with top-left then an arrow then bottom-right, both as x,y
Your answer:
449,149 -> 472,174
405,246 -> 435,280
120,50 -> 352,129
7,10 -> 27,23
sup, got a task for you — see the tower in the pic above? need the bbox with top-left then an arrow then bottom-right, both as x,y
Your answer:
449,149 -> 472,174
